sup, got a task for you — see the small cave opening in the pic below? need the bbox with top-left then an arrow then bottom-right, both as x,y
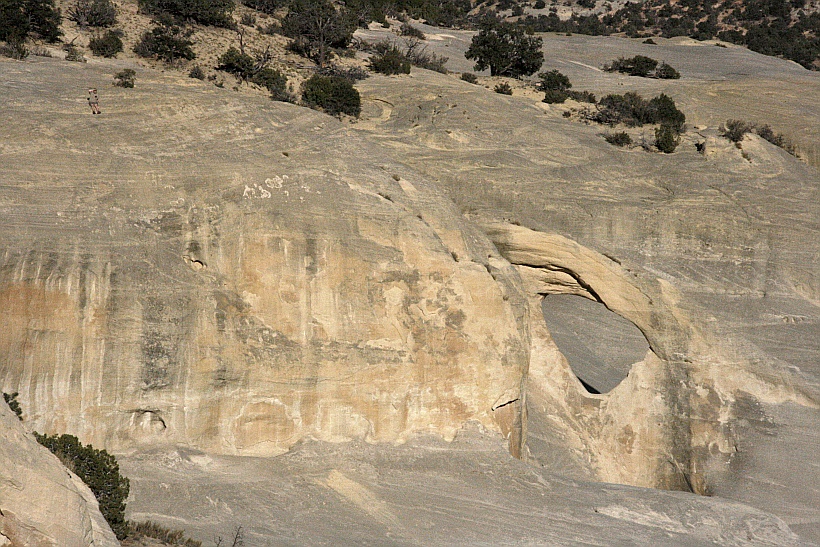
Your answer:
541,294 -> 650,394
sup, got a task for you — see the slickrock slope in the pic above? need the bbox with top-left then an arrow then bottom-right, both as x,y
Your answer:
0,401 -> 119,546
0,57 -> 529,457
351,38 -> 820,539
120,429 -> 803,546
1,27 -> 819,545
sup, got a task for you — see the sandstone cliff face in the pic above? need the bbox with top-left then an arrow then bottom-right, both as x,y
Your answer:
352,64 -> 819,531
0,58 -> 529,457
0,401 -> 119,546
1,37 -> 818,543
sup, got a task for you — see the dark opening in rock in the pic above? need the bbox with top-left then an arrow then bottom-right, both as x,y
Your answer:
541,294 -> 649,394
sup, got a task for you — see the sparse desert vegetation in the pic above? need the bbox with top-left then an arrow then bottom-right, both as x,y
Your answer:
720,119 -> 796,155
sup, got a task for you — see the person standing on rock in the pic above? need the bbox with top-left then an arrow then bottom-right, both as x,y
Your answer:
87,88 -> 101,115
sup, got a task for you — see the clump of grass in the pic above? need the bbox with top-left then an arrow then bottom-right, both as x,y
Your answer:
128,521 -> 202,547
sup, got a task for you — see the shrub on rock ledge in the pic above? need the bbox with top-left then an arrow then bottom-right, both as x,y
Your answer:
604,55 -> 680,79
35,433 -> 130,540
369,43 -> 411,75
302,74 -> 360,117
595,91 -> 685,131
655,123 -> 680,153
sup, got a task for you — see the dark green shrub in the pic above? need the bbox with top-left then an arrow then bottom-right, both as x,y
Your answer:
0,0 -> 30,44
654,61 -> 680,79
567,89 -> 596,102
465,19 -> 543,77
537,69 -> 595,103
26,0 -> 62,41
537,69 -> 571,92
369,43 -> 411,74
542,89 -> 567,103
594,92 -> 646,126
137,0 -> 234,27
534,0 -> 545,8
189,64 -> 206,79
0,0 -> 62,43
35,433 -> 130,540
720,119 -> 753,143
495,81 -> 513,95
645,93 -> 685,131
594,92 -> 685,131
89,29 -> 123,57
755,124 -> 796,155
655,123 -> 679,153
68,0 -> 117,27
604,55 -> 658,76
538,69 -> 569,102
240,12 -> 255,26
134,21 -> 195,63
3,392 -> 22,420
217,46 -> 255,78
643,37 -> 656,44
461,72 -> 478,83
400,22 -> 425,39
252,66 -> 288,97
604,131 -> 632,146
302,74 -> 361,117
113,68 -> 135,87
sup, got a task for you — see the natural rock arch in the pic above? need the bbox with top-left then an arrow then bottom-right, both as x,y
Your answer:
479,221 -> 700,491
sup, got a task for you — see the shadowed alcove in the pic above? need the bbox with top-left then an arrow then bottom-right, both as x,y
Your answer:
541,294 -> 650,394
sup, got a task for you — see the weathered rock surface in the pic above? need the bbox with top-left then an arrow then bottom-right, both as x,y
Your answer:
0,401 -> 119,546
120,429 -> 804,546
2,26 -> 819,546
350,37 -> 819,539
0,58 -> 528,457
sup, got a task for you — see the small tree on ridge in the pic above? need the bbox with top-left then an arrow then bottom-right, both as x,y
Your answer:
465,20 -> 543,78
